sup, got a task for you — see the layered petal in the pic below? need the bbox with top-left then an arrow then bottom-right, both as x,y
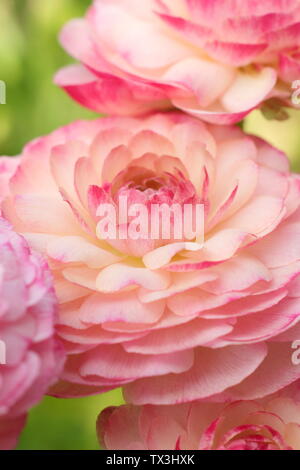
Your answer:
0,219 -> 64,449
2,113 -> 300,406
56,0 -> 300,122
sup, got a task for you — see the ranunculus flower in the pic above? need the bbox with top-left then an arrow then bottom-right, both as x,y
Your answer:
0,158 -> 19,206
55,0 -> 300,124
2,113 -> 300,403
97,397 -> 300,450
0,218 -> 64,450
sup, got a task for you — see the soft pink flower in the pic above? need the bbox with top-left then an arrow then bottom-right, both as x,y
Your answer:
2,113 -> 300,403
55,0 -> 300,124
98,397 -> 300,450
0,158 -> 19,206
0,218 -> 64,450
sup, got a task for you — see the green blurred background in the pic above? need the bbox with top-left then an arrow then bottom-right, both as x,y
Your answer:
0,0 -> 300,450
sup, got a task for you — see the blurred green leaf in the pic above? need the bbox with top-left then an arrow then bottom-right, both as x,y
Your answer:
18,390 -> 124,450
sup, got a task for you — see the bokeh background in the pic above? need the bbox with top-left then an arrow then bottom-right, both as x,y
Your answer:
1,0 -> 300,450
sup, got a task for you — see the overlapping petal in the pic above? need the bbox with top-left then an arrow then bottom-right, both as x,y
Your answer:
1,113 -> 300,404
0,219 -> 64,449
55,0 -> 300,123
98,396 -> 300,450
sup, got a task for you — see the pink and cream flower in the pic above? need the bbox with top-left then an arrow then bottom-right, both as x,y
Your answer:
98,397 -> 300,450
56,0 -> 300,124
2,113 -> 300,403
0,158 -> 20,207
0,218 -> 64,450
